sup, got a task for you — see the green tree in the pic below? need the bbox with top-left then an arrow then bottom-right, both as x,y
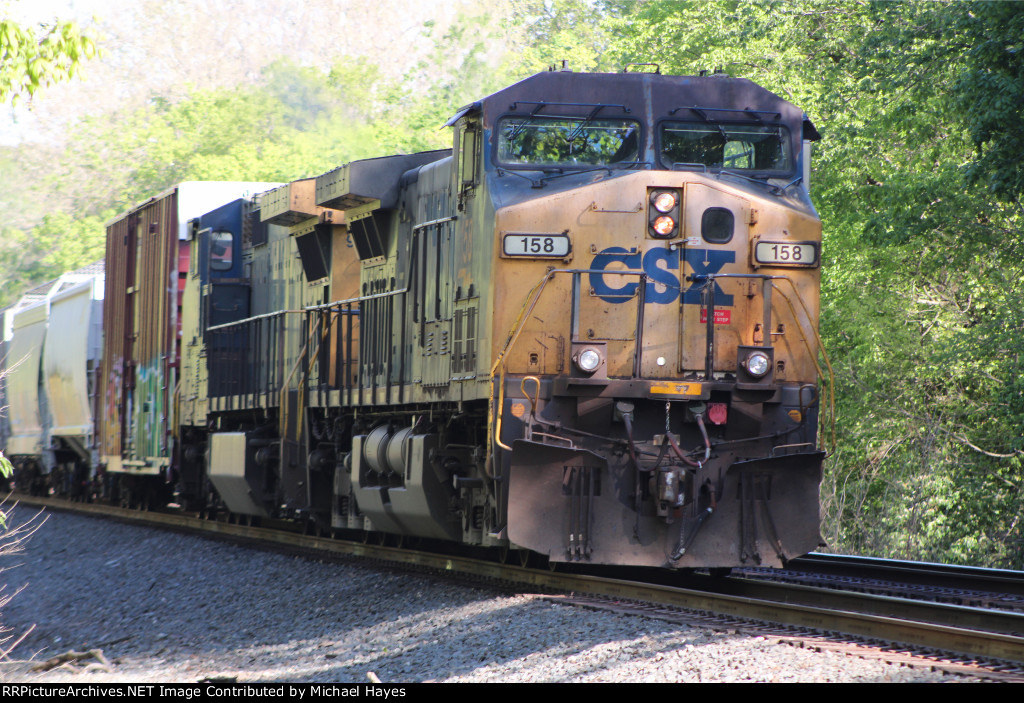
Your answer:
949,2 -> 1024,199
0,10 -> 95,104
507,0 -> 630,73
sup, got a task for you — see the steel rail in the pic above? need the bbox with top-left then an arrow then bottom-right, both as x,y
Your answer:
790,552 -> 1024,596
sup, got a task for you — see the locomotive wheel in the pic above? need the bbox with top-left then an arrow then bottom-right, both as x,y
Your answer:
518,550 -> 533,568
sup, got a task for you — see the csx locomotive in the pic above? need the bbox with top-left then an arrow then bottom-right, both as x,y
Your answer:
2,68 -> 828,568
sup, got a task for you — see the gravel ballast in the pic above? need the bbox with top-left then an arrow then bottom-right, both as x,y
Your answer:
0,508 -> 964,683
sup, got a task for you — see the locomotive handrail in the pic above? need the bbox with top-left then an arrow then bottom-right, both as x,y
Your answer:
204,286 -> 410,333
411,215 -> 457,232
315,286 -> 414,405
771,281 -> 836,452
205,308 -> 304,333
278,303 -> 364,440
304,286 -> 410,312
489,267 -> 647,455
490,268 -> 835,460
206,290 -> 408,406
692,272 -> 835,452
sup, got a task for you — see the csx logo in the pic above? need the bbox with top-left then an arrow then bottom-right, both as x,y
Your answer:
589,247 -> 735,305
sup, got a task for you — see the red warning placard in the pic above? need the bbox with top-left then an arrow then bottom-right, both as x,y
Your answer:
699,309 -> 732,324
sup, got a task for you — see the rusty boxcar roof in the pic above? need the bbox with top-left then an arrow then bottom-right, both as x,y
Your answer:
106,181 -> 284,239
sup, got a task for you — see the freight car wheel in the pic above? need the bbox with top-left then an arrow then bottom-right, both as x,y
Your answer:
362,530 -> 388,545
117,482 -> 132,509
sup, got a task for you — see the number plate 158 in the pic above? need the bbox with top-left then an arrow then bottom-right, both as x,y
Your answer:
503,233 -> 571,258
754,241 -> 818,266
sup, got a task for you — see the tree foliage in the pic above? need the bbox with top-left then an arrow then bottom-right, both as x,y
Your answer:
0,13 -> 95,104
950,2 -> 1024,200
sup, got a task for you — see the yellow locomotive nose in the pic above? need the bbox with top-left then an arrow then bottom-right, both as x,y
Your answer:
489,73 -> 824,568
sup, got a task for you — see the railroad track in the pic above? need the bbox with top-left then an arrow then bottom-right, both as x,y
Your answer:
773,552 -> 1024,609
12,494 -> 1024,679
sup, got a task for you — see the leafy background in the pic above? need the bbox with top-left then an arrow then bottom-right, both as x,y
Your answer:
2,0 -> 1022,567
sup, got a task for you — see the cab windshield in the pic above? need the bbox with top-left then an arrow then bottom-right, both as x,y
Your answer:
659,122 -> 791,172
497,116 -> 641,168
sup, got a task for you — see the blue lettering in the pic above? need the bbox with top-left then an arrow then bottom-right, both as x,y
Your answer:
589,247 -> 735,306
682,249 -> 734,306
643,248 -> 680,304
589,247 -> 640,301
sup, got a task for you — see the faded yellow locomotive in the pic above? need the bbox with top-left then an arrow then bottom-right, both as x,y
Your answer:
171,68 -> 827,569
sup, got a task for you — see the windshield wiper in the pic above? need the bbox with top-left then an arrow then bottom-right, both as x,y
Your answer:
717,169 -> 774,190
686,107 -> 729,144
506,100 -> 631,142
506,103 -> 550,142
565,105 -> 609,142
776,173 -> 803,193
717,169 -> 803,196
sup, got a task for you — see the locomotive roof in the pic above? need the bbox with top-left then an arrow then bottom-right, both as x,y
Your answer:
452,70 -> 809,129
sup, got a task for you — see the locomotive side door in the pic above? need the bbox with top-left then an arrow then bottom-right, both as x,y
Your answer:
419,217 -> 455,388
414,164 -> 457,391
678,184 -> 751,376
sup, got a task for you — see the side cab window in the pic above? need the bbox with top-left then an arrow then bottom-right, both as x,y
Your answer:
457,119 -> 480,211
210,230 -> 234,272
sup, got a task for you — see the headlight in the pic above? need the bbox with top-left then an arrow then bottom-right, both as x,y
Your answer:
648,188 -> 680,239
651,191 -> 677,213
652,215 -> 676,236
575,347 -> 602,373
744,351 -> 771,378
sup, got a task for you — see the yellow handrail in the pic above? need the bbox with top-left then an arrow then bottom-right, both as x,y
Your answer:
771,280 -> 836,452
